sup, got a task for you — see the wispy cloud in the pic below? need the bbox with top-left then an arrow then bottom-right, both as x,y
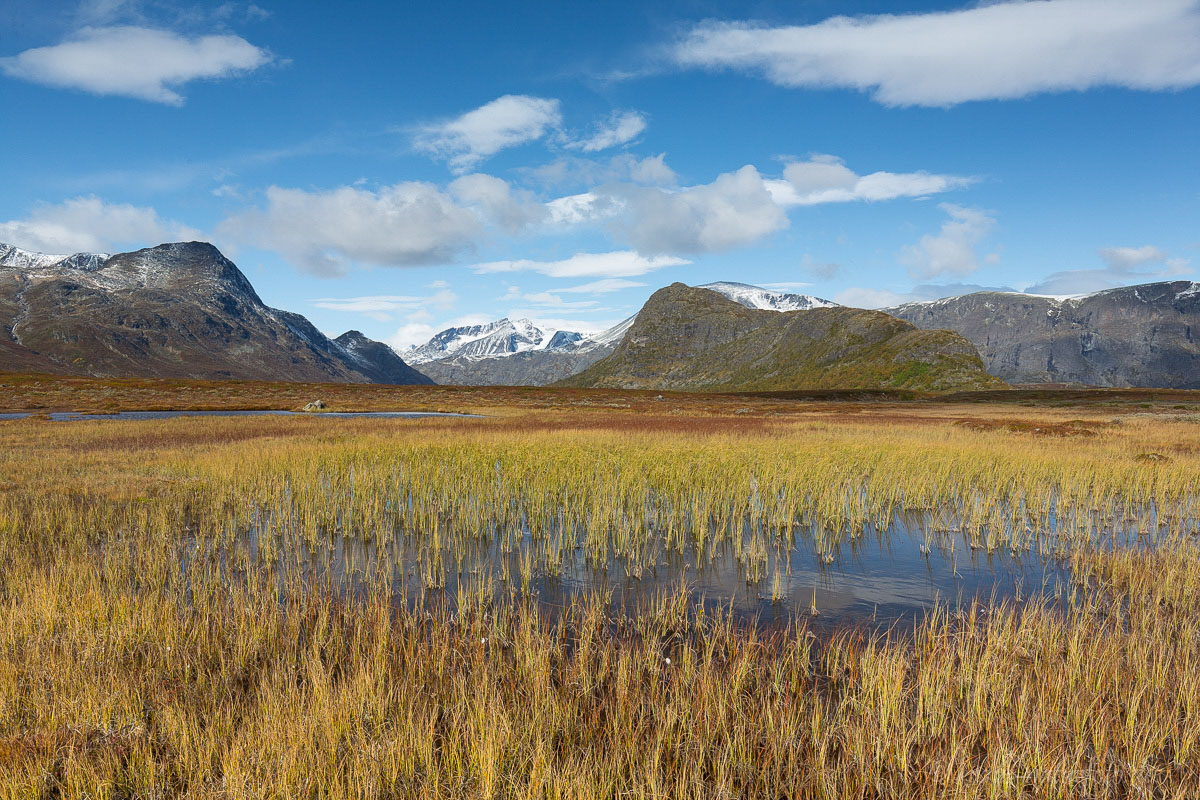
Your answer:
1,25 -> 273,104
565,110 -> 647,152
765,155 -> 972,206
311,290 -> 457,322
474,250 -> 689,278
1026,245 -> 1191,295
413,95 -> 562,172
671,0 -> 1200,106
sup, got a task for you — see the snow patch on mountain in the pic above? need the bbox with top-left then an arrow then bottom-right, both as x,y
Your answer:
698,281 -> 838,311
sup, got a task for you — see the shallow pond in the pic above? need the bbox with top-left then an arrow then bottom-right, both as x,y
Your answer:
191,513 -> 1079,633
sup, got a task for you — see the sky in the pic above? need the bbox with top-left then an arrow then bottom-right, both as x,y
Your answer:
1,0 -> 1198,351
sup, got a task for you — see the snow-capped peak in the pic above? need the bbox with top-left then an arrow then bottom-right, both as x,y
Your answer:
698,281 -> 838,311
406,317 -> 587,364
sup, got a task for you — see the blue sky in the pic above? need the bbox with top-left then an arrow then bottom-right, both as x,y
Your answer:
2,0 -> 1198,351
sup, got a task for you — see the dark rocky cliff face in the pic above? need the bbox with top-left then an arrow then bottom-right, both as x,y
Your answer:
886,281 -> 1200,388
333,331 -> 433,385
0,241 -> 430,385
560,283 -> 1002,391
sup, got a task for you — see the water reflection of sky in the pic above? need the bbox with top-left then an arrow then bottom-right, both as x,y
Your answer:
204,514 -> 1074,633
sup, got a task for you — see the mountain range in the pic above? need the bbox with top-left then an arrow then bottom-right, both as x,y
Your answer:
559,283 -> 1000,391
3,239 -> 1198,391
887,282 -> 1200,388
409,282 -> 835,386
0,242 -> 431,384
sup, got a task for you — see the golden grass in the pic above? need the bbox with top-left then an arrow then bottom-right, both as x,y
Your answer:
0,397 -> 1198,797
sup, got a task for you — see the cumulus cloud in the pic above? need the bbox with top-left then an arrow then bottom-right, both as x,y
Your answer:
0,26 -> 273,105
671,0 -> 1200,106
0,195 -> 201,254
529,153 -> 677,190
566,110 -> 648,152
219,182 -> 485,276
766,155 -> 972,205
387,323 -> 440,352
448,173 -> 547,231
413,95 -> 562,172
609,165 -> 789,254
474,250 -> 690,278
1026,245 -> 1191,295
899,204 -> 996,279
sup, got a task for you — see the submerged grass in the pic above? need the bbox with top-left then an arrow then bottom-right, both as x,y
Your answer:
0,400 -> 1198,796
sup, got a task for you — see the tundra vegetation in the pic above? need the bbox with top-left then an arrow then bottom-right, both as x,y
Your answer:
1,374 -> 1199,797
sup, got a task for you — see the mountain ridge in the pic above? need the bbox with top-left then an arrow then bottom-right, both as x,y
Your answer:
0,241 -> 431,385
560,283 -> 1002,391
886,281 -> 1200,387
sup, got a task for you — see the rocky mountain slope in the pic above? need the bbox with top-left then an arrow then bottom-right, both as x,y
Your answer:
886,281 -> 1200,388
560,283 -> 1001,391
0,242 -> 431,384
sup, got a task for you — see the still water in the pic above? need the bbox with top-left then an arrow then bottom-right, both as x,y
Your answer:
191,513 -> 1076,632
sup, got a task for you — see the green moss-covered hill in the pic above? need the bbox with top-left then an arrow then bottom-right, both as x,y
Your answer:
558,283 -> 1004,392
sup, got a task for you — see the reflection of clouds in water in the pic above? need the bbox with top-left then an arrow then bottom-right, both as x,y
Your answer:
227,513 -> 1071,632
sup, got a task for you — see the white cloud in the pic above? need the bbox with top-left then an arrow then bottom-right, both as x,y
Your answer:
310,290 -> 457,321
387,323 -> 439,352
566,110 -> 647,152
672,0 -> 1200,106
1026,245 -> 1191,295
448,173 -> 547,231
899,204 -> 996,279
0,195 -> 201,254
556,278 -> 647,293
413,95 -> 562,172
766,155 -> 972,205
611,165 -> 788,254
528,153 -> 677,189
1098,245 -> 1171,269
545,191 -> 624,225
628,154 -> 676,186
0,26 -> 272,105
514,291 -> 599,309
834,287 -> 917,308
835,281 -> 1016,308
219,182 -> 485,276
474,250 -> 690,278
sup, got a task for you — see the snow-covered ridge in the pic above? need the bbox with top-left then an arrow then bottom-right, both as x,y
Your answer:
698,281 -> 838,311
888,280 -> 1200,312
409,314 -> 637,364
407,317 -> 574,364
0,243 -> 110,273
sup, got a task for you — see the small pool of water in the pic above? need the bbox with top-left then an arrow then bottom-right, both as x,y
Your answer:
0,410 -> 480,421
192,515 -> 1076,633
